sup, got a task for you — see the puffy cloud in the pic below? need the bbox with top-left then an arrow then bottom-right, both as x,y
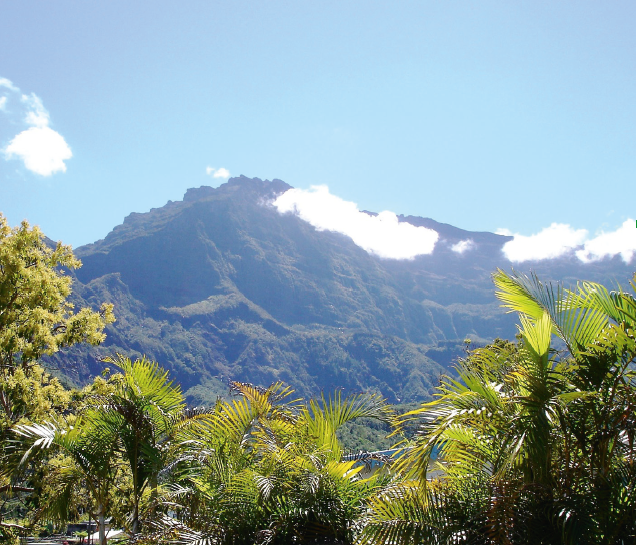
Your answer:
500,221 -> 635,263
576,220 -> 636,263
451,239 -> 475,254
501,223 -> 588,262
206,166 -> 230,179
1,77 -> 72,176
273,185 -> 439,259
5,127 -> 72,176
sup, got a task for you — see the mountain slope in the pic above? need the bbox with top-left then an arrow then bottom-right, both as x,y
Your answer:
44,176 -> 633,402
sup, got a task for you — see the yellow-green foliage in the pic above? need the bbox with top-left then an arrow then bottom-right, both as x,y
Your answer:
0,213 -> 114,370
0,365 -> 70,428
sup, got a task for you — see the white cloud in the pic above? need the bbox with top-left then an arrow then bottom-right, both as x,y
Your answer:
500,221 -> 635,263
5,127 -> 72,176
21,93 -> 50,127
1,77 -> 72,176
576,219 -> 636,263
0,77 -> 18,91
451,239 -> 475,254
273,185 -> 439,259
206,166 -> 230,179
501,223 -> 588,262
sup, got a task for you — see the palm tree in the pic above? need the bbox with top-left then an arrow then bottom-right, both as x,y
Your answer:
96,355 -> 183,536
492,270 -> 635,542
13,356 -> 214,543
14,414 -> 119,545
96,355 -> 215,537
167,381 -> 398,544
359,270 -> 635,545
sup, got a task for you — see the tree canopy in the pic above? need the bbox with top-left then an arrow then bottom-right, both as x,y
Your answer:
1,255 -> 634,545
361,271 -> 635,545
0,213 -> 114,372
0,214 -> 115,542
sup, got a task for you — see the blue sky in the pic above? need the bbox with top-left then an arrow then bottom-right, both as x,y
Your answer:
0,1 -> 634,260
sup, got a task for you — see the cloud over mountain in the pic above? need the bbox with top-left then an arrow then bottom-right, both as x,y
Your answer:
273,184 -> 635,265
206,166 -> 230,179
1,77 -> 72,176
576,219 -> 636,263
499,221 -> 635,263
451,239 -> 476,254
273,185 -> 439,260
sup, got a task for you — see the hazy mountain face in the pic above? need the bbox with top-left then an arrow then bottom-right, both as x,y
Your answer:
44,177 -> 634,403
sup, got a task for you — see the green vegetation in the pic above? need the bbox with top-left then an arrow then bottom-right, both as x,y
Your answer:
360,270 -> 635,544
0,214 -> 114,542
0,214 -> 634,543
43,177 -> 633,404
10,372 -> 400,545
0,214 -> 114,372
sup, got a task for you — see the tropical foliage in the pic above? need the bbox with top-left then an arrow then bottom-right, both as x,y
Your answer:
0,213 -> 114,372
0,236 -> 634,545
165,382 -> 397,544
8,368 -> 399,545
0,213 -> 114,542
360,270 -> 635,545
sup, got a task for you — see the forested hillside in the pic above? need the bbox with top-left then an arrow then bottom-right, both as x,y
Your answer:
44,176 -> 634,402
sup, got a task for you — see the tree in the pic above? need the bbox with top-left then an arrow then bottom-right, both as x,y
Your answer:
0,365 -> 71,541
0,213 -> 114,373
15,411 -> 120,545
0,214 -> 115,541
359,271 -> 635,545
15,375 -> 138,545
162,382 -> 398,544
94,355 -> 199,537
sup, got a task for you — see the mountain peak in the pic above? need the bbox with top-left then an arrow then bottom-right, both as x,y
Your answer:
60,175 -> 632,403
183,176 -> 292,203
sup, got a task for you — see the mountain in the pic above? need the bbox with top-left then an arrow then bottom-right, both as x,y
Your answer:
44,176 -> 634,403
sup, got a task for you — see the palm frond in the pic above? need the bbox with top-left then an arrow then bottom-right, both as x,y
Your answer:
493,269 -> 617,355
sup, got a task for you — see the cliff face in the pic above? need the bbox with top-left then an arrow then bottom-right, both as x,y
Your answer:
45,176 -> 634,403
